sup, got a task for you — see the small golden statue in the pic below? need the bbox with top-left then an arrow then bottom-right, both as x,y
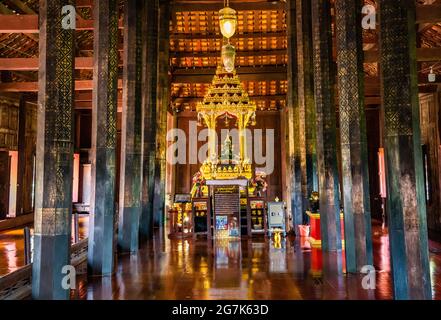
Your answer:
220,133 -> 233,164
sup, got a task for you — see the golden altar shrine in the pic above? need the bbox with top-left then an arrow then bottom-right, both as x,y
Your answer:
197,65 -> 256,182
169,2 -> 268,239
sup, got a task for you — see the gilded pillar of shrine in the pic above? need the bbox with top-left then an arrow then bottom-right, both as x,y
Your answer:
153,0 -> 171,228
140,0 -> 159,239
118,0 -> 144,252
335,0 -> 373,273
379,0 -> 431,299
287,0 -> 303,231
32,0 -> 75,299
311,0 -> 342,251
88,0 -> 119,275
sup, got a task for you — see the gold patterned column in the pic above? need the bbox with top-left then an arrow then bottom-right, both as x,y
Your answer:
311,0 -> 342,251
32,0 -> 75,300
153,0 -> 171,227
88,0 -> 119,275
379,0 -> 431,299
118,0 -> 144,252
140,0 -> 159,238
287,0 -> 303,231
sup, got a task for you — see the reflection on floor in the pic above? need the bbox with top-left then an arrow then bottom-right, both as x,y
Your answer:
0,214 -> 89,276
80,222 -> 441,300
1,216 -> 440,300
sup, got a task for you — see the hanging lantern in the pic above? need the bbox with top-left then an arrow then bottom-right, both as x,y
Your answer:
222,43 -> 236,72
219,6 -> 237,39
429,67 -> 436,83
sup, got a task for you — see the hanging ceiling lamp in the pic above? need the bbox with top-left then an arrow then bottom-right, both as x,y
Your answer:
219,1 -> 237,39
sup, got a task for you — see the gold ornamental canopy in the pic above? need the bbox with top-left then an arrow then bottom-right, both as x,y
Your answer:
197,65 -> 257,119
195,2 -> 257,181
196,66 -> 256,180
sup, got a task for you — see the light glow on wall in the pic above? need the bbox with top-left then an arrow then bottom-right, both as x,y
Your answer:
72,153 -> 80,203
378,148 -> 386,198
8,151 -> 18,218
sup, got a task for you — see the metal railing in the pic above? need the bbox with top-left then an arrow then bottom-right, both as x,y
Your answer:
0,238 -> 88,300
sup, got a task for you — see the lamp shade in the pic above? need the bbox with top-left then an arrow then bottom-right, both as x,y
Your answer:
219,6 -> 237,39
222,43 -> 236,72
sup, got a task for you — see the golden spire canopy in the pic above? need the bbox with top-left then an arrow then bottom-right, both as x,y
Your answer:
196,65 -> 257,118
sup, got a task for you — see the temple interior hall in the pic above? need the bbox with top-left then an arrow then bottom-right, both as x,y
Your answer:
1,0 -> 441,301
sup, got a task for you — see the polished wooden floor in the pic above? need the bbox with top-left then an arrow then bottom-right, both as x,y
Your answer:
1,218 -> 440,299
78,222 -> 441,300
0,215 -> 89,276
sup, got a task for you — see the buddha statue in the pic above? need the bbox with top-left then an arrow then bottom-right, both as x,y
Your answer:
220,133 -> 233,164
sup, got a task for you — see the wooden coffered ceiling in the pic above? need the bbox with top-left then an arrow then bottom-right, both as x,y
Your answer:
1,0 -> 441,112
170,0 -> 287,112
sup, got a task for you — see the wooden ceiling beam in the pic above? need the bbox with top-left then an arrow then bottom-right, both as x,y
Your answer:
46,0 -> 285,12
0,74 -> 436,93
7,0 -> 36,14
76,0 -> 93,7
364,47 -> 441,63
173,94 -> 286,104
173,49 -> 286,59
407,47 -> 441,62
173,96 -> 381,106
170,31 -> 286,40
171,1 -> 286,12
365,75 -> 441,86
3,48 -> 439,70
0,4 -> 39,43
6,48 -> 439,71
172,66 -> 287,83
1,4 -> 440,34
75,100 -> 122,111
416,4 -> 441,24
0,72 -> 287,90
0,15 -> 123,33
75,91 -> 122,101
0,79 -> 123,92
73,95 -> 427,112
173,73 -> 286,83
173,65 -> 286,74
418,85 -> 438,93
0,58 -> 281,72
364,96 -> 381,105
0,57 -> 123,71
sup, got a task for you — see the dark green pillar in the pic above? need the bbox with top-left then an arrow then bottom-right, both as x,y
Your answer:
296,0 -> 318,213
140,0 -> 159,239
335,0 -> 373,273
311,0 -> 342,251
153,0 -> 171,228
379,0 -> 431,299
32,0 -> 75,300
118,0 -> 144,252
88,0 -> 119,275
0,151 -> 9,220
287,0 -> 303,232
